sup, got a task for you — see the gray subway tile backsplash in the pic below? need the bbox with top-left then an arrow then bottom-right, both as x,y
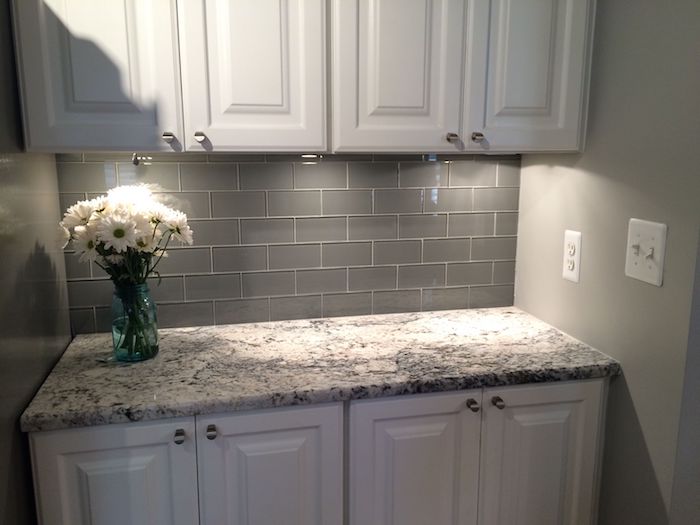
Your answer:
61,155 -> 520,332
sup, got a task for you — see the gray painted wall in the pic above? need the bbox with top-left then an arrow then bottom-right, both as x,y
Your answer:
516,0 -> 700,523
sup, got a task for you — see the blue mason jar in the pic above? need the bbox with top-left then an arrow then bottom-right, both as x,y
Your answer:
111,283 -> 159,362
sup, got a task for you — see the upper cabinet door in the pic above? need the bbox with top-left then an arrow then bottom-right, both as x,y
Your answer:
333,0 -> 466,152
464,0 -> 595,152
13,0 -> 184,152
178,0 -> 326,152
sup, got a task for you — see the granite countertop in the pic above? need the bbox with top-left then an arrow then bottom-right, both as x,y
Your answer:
21,307 -> 621,432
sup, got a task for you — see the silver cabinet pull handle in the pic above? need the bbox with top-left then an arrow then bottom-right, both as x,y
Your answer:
162,132 -> 175,143
446,132 -> 460,143
471,132 -> 485,143
206,424 -> 217,440
491,396 -> 506,410
194,131 -> 207,143
173,428 -> 186,445
466,398 -> 480,413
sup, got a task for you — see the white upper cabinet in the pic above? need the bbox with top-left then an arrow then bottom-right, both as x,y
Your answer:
178,0 -> 327,152
464,0 -> 595,152
332,0 -> 466,152
13,0 -> 184,151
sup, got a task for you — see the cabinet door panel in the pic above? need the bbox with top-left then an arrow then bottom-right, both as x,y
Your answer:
464,0 -> 594,151
350,391 -> 481,525
479,380 -> 604,525
30,418 -> 198,525
197,404 -> 342,525
179,0 -> 326,151
13,0 -> 183,151
333,0 -> 465,152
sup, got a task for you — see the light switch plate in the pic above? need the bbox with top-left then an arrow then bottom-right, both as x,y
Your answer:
625,218 -> 667,286
563,230 -> 582,283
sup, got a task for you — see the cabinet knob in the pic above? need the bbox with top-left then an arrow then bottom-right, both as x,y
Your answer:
206,424 -> 217,440
446,132 -> 460,144
491,396 -> 506,410
162,132 -> 175,144
194,131 -> 207,143
471,132 -> 485,143
173,428 -> 186,445
465,398 -> 480,413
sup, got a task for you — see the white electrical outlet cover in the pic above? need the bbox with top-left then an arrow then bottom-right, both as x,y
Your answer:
563,230 -> 582,283
625,218 -> 667,286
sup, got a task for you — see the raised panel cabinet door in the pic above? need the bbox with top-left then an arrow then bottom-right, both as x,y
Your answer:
30,418 -> 198,525
350,390 -> 482,525
333,0 -> 466,152
479,379 -> 606,525
178,0 -> 326,151
197,403 -> 343,525
464,0 -> 595,152
12,0 -> 184,151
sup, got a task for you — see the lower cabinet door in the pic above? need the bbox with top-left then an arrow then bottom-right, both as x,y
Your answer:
479,380 -> 605,525
197,403 -> 343,525
30,417 -> 198,525
350,390 -> 483,525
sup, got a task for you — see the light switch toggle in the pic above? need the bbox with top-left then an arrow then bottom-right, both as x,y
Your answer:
625,218 -> 667,286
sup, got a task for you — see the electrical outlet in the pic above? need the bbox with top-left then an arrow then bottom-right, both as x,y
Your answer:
563,230 -> 582,283
625,218 -> 667,286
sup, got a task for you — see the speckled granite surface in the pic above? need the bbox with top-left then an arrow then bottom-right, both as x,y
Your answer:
21,307 -> 621,432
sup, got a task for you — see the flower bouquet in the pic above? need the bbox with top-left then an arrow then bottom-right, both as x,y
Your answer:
60,185 -> 193,362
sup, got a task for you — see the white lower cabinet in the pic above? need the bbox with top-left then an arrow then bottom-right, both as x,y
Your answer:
196,404 -> 343,525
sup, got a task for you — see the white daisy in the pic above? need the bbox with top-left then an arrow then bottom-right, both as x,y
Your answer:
58,223 -> 71,249
73,225 -> 99,263
166,211 -> 194,245
97,214 -> 137,252
62,199 -> 96,228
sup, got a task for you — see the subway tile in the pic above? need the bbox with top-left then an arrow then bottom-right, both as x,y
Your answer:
156,247 -> 212,275
497,159 -> 521,187
56,153 -> 83,162
399,214 -> 447,238
68,279 -> 113,307
348,216 -> 397,240
57,162 -> 117,192
270,295 -> 322,321
242,271 -> 295,297
158,192 -> 210,218
211,191 -> 266,218
95,307 -> 111,332
213,246 -> 267,272
181,163 -> 238,191
296,269 -> 347,294
320,154 -> 373,162
495,212 -> 519,235
348,162 -> 398,188
268,191 -> 321,216
322,190 -> 372,215
148,276 -> 185,303
322,292 -> 372,318
208,153 -> 266,163
215,298 -> 270,324
449,160 -> 497,187
294,162 -> 347,189
59,193 -> 87,219
64,253 -> 91,279
470,285 -> 514,308
239,163 -> 293,190
117,163 -> 179,191
422,287 -> 469,311
493,261 -> 516,284
471,237 -> 517,260
296,217 -> 347,242
374,240 -> 421,264
322,242 -> 372,267
473,188 -> 519,211
424,188 -> 473,212
448,213 -> 495,237
399,162 -> 448,187
148,153 -> 208,163
423,238 -> 470,262
70,308 -> 95,334
240,218 -> 294,244
189,219 -> 239,246
348,266 -> 396,291
375,189 -> 424,214
269,244 -> 321,269
446,262 -> 493,286
373,290 -> 421,314
158,301 -> 215,328
185,274 -> 241,301
398,264 -> 445,289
